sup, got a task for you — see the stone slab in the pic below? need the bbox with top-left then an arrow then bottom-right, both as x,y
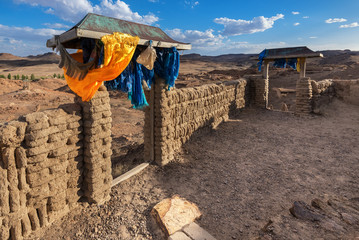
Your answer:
182,222 -> 216,240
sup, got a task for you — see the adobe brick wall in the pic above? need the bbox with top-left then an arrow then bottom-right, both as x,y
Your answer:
0,89 -> 112,240
144,79 -> 247,166
333,80 -> 359,106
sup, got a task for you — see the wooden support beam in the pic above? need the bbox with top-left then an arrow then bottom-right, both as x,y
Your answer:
299,58 -> 307,78
150,78 -> 155,162
262,60 -> 269,80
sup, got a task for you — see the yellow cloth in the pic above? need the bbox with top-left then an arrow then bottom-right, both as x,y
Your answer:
64,32 -> 140,101
297,58 -> 302,72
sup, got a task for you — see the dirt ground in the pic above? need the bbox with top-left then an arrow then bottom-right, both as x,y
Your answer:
1,52 -> 359,239
27,99 -> 359,240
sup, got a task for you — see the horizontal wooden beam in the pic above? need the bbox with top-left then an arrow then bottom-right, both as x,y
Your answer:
46,28 -> 191,50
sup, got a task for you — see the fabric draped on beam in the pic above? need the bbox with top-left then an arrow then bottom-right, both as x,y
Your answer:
273,58 -> 297,70
60,32 -> 139,101
257,49 -> 268,71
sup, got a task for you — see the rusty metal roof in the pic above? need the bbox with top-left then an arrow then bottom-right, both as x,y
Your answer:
46,13 -> 191,50
260,46 -> 323,60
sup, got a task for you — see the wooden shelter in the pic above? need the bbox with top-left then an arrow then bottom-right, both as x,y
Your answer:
256,46 -> 323,78
46,13 -> 191,50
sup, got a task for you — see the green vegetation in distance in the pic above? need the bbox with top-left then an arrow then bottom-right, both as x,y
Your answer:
30,74 -> 35,81
0,74 -> 5,78
7,73 -> 11,79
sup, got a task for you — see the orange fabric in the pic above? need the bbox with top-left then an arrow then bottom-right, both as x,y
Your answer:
64,32 -> 140,101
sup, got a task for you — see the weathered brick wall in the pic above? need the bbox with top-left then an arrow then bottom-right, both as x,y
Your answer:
247,75 -> 268,108
144,79 -> 247,166
296,77 -> 313,115
0,89 -> 112,240
311,79 -> 335,113
333,80 -> 359,106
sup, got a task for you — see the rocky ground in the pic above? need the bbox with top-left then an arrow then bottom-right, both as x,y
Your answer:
28,99 -> 359,240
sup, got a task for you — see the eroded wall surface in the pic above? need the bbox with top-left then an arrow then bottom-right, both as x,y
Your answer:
144,79 -> 248,166
333,80 -> 359,106
0,90 -> 112,240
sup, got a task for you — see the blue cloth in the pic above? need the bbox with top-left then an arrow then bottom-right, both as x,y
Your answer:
273,58 -> 287,68
154,47 -> 179,90
286,58 -> 297,70
105,50 -> 149,109
257,49 -> 268,71
142,65 -> 154,89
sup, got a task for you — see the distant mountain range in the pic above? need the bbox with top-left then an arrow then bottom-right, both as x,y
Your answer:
1,49 -> 359,66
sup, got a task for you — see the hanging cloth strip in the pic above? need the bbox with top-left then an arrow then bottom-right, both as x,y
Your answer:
105,49 -> 151,109
56,37 -> 98,80
154,47 -> 180,90
273,58 -> 287,68
286,58 -> 297,70
257,49 -> 268,71
61,32 -> 139,101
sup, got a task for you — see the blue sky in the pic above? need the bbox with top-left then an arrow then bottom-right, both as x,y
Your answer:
0,0 -> 358,56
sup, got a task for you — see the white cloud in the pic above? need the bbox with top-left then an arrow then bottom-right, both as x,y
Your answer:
325,18 -> 347,23
303,16 -> 309,19
294,22 -> 300,26
43,23 -> 71,29
14,0 -> 159,25
292,11 -> 300,15
166,28 -> 224,50
339,22 -> 359,28
184,0 -> 199,8
148,0 -> 159,2
166,27 -> 288,55
214,14 -> 284,36
309,36 -> 317,39
0,24 -> 64,41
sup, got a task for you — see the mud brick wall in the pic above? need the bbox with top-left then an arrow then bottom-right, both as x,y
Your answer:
144,79 -> 247,166
78,90 -> 112,204
0,89 -> 112,240
311,79 -> 335,113
333,80 -> 359,106
296,77 -> 313,115
247,75 -> 268,108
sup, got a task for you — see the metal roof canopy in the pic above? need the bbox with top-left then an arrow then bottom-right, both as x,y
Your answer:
46,13 -> 191,50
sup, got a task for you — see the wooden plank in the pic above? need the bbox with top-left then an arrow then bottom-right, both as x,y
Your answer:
47,28 -> 191,50
150,78 -> 155,162
112,163 -> 150,187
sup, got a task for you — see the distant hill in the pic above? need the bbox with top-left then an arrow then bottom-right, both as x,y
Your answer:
181,53 -> 255,63
27,52 -> 60,62
0,53 -> 25,60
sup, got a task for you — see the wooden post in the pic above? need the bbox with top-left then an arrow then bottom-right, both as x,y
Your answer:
262,60 -> 269,79
299,58 -> 307,78
149,78 -> 155,162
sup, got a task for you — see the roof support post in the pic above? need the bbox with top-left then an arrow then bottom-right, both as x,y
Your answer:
262,60 -> 270,80
299,58 -> 307,78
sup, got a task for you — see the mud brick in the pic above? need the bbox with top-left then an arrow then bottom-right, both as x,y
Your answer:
26,120 -> 50,132
15,147 -> 27,168
48,145 -> 70,158
68,149 -> 83,159
48,177 -> 67,194
67,159 -> 84,173
67,121 -> 82,130
25,126 -> 61,142
37,204 -> 49,227
83,117 -> 112,128
24,112 -> 48,124
48,191 -> 67,211
49,161 -> 67,175
48,131 -> 70,143
10,219 -> 22,240
17,168 -> 28,191
28,208 -> 41,231
21,214 -> 32,237
67,175 -> 83,188
26,168 -> 50,187
66,188 -> 82,203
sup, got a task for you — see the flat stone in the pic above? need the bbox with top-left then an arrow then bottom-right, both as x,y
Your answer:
168,231 -> 192,240
183,222 -> 216,240
152,195 -> 202,236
